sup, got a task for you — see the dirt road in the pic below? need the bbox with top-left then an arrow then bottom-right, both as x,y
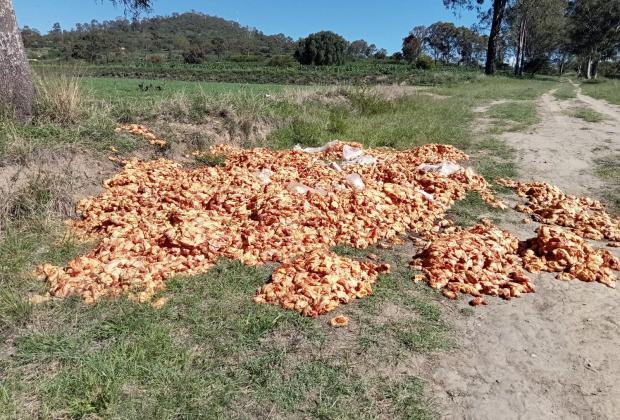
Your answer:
426,89 -> 620,419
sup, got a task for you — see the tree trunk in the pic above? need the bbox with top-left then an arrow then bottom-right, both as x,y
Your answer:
514,17 -> 526,76
0,0 -> 34,121
485,0 -> 508,75
592,60 -> 599,79
518,39 -> 526,76
586,58 -> 593,80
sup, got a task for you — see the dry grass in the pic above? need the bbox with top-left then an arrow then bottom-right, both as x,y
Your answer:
33,74 -> 87,125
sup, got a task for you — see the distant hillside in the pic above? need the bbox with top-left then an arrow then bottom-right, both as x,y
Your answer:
22,12 -> 296,63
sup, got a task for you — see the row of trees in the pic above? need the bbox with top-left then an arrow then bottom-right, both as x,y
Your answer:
2,0 -> 620,120
402,23 -> 488,65
445,0 -> 620,78
21,12 -> 296,64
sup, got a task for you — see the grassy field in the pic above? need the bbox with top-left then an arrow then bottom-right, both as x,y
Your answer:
36,61 -> 485,86
580,78 -> 620,105
0,73 -> 560,418
571,106 -> 605,123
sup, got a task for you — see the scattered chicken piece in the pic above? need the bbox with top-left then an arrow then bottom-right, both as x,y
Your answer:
255,252 -> 381,317
330,315 -> 350,327
498,179 -> 620,241
412,221 -> 535,302
116,124 -> 167,148
520,225 -> 619,288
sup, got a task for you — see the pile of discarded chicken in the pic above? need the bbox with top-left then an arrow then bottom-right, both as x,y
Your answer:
116,124 -> 167,148
521,225 -> 619,288
34,137 -> 619,314
498,179 -> 620,242
36,141 -> 504,311
255,251 -> 389,317
412,221 -> 535,306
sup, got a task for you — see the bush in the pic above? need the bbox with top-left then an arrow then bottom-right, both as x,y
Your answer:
415,55 -> 434,70
294,31 -> 348,66
147,55 -> 163,64
523,57 -> 551,76
268,55 -> 297,67
183,47 -> 207,64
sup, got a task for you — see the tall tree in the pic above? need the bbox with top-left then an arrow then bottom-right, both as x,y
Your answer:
402,26 -> 427,63
567,0 -> 620,79
444,0 -> 510,74
426,22 -> 459,63
0,0 -> 153,120
508,0 -> 568,76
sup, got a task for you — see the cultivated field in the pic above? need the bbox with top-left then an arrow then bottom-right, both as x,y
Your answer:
1,73 -> 619,419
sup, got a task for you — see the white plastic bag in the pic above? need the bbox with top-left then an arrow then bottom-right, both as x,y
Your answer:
345,173 -> 365,191
415,188 -> 435,202
342,155 -> 377,166
329,162 -> 343,172
342,145 -> 365,161
255,169 -> 273,185
294,141 -> 338,154
417,161 -> 463,176
286,182 -> 326,195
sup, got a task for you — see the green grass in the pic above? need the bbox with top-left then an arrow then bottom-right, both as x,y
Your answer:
580,79 -> 620,105
37,61 -> 484,86
594,155 -> 620,212
553,83 -> 576,100
84,77 -> 285,100
430,76 -> 557,101
570,106 -> 605,123
487,101 -> 540,133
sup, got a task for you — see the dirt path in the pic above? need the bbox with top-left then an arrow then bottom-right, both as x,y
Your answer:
425,89 -> 620,420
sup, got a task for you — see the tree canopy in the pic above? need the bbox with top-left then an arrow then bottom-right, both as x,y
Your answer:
294,31 -> 348,65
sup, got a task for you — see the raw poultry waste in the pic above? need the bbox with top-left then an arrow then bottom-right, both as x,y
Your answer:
497,179 -> 620,242
115,124 -> 168,148
411,221 -> 535,306
35,141 -> 505,314
521,225 -> 619,288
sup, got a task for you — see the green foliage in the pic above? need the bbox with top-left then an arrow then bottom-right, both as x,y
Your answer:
294,31 -> 348,66
416,55 -> 435,70
267,55 -> 297,67
194,153 -> 226,167
37,61 -> 484,86
182,46 -> 207,64
24,12 -> 295,63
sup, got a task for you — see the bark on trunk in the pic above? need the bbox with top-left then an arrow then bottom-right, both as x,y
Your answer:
586,58 -> 593,80
518,41 -> 526,76
514,17 -> 526,76
485,0 -> 508,75
0,0 -> 34,121
592,60 -> 599,79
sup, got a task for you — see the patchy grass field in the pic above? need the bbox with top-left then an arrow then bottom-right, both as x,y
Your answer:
0,74 -> 559,418
570,105 -> 605,123
580,79 -> 620,105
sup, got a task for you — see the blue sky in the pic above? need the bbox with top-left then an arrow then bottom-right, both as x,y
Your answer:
13,0 -> 479,53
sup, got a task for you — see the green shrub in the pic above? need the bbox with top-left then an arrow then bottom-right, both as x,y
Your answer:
415,55 -> 434,70
294,31 -> 348,66
183,47 -> 207,65
268,55 -> 297,68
